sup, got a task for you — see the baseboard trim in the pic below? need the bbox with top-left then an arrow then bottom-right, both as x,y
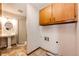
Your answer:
39,47 -> 59,56
11,43 -> 17,46
27,47 -> 40,55
0,43 -> 16,49
27,47 -> 59,56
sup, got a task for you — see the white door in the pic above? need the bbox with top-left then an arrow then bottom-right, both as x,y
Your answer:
57,23 -> 77,56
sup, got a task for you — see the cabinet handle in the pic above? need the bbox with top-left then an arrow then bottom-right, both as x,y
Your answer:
49,17 -> 55,23
53,17 -> 55,21
50,18 -> 51,22
52,17 -> 55,22
74,15 -> 76,18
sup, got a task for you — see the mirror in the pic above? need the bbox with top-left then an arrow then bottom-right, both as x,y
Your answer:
5,21 -> 13,30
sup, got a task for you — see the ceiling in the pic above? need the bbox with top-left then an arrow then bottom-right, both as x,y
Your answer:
30,3 -> 49,10
2,3 -> 26,16
2,3 -> 48,16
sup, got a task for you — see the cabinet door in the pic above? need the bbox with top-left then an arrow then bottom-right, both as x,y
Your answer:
63,4 -> 76,22
53,4 -> 65,23
0,3 -> 2,16
0,22 -> 2,34
39,4 -> 52,25
0,3 -> 2,34
53,3 -> 76,23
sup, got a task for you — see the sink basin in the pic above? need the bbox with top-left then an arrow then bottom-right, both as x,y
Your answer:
0,33 -> 16,37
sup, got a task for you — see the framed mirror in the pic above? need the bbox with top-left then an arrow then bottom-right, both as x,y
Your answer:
5,21 -> 13,30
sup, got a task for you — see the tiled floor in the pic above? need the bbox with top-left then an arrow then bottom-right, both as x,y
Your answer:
1,44 -> 27,56
29,48 -> 47,56
28,48 -> 55,56
0,44 -> 55,56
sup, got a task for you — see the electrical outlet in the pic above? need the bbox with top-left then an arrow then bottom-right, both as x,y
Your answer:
44,37 -> 49,41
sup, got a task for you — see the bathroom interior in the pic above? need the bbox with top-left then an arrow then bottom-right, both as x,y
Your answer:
0,3 -> 79,56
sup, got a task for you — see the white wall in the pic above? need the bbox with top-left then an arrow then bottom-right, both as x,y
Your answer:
40,23 -> 77,55
26,4 -> 59,54
77,4 -> 79,55
26,4 -> 41,54
40,25 -> 59,54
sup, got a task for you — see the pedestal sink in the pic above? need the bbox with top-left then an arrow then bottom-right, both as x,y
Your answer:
0,33 -> 15,48
0,17 -> 17,49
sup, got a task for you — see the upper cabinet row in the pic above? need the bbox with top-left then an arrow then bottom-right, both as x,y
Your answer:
0,3 -> 2,16
0,3 -> 2,34
39,4 -> 77,26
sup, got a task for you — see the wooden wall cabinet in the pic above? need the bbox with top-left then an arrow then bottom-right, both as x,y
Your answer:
0,22 -> 2,34
0,3 -> 2,34
39,4 -> 53,25
0,3 -> 2,16
39,3 -> 77,26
